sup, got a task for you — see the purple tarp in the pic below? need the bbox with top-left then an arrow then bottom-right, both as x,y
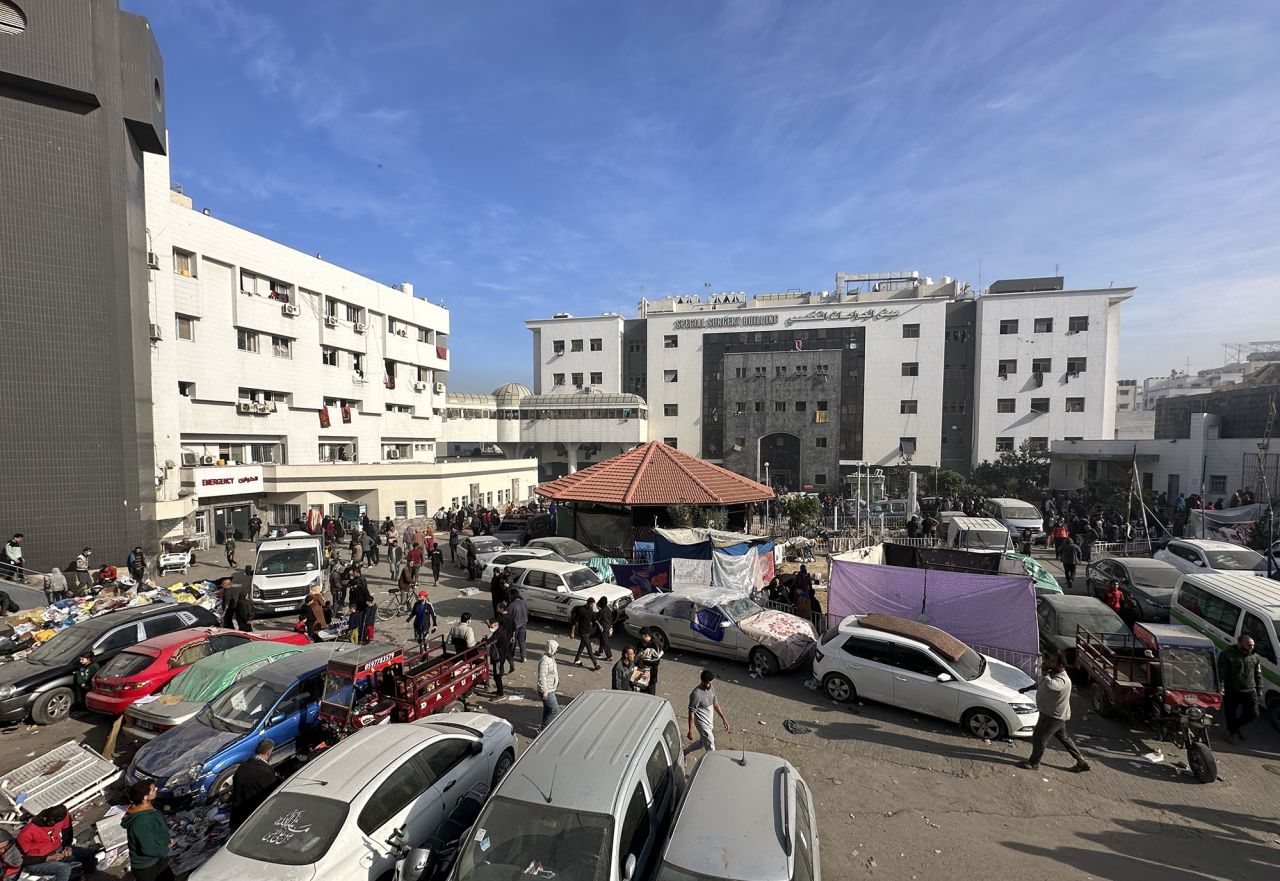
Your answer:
829,558 -> 1039,674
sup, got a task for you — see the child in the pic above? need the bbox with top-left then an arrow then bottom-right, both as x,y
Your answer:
407,591 -> 437,647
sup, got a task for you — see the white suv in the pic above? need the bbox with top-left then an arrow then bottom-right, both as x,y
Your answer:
814,614 -> 1040,740
1154,538 -> 1268,576
504,560 -> 632,622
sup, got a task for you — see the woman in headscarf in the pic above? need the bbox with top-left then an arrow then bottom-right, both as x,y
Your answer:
300,584 -> 329,641
792,565 -> 814,621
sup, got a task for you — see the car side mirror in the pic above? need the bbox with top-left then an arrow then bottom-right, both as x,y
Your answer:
720,620 -> 732,629
936,673 -> 953,683
244,565 -> 254,577
469,739 -> 484,755
269,713 -> 287,726
623,854 -> 637,881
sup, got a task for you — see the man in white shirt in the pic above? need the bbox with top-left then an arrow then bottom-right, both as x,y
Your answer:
1018,652 -> 1090,773
537,640 -> 560,731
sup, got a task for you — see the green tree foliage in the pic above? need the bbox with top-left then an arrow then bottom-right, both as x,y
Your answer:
785,495 -> 821,526
969,441 -> 1050,501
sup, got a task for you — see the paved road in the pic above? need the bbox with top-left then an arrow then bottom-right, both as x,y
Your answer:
3,544 -> 1279,880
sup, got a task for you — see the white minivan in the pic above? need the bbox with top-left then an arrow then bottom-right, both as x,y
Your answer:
246,531 -> 325,616
984,498 -> 1044,538
1170,572 -> 1280,730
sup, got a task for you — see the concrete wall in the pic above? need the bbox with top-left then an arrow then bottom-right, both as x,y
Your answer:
527,315 -> 624,395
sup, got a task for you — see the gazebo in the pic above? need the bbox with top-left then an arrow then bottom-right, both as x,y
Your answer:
535,441 -> 773,554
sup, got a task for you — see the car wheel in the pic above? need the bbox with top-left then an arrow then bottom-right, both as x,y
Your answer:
442,701 -> 465,714
491,748 -> 515,789
649,629 -> 668,654
749,648 -> 780,678
210,766 -> 238,802
1267,695 -> 1280,732
823,673 -> 855,703
960,707 -> 1007,740
1089,682 -> 1115,717
31,687 -> 73,725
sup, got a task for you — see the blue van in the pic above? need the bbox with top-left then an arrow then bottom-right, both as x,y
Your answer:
126,643 -> 359,803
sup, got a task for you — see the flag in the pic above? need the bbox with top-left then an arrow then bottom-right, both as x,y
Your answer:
319,407 -> 330,428
341,405 -> 352,424
794,339 -> 804,351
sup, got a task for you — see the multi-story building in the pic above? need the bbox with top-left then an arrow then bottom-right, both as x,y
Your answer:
1116,379 -> 1142,411
0,0 -> 167,568
522,272 -> 1132,488
144,151 -> 535,541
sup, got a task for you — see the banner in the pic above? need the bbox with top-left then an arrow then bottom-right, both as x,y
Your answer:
1188,504 -> 1263,545
609,560 -> 671,597
671,558 -> 712,590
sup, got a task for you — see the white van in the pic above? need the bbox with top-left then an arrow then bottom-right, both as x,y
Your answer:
947,516 -> 1013,551
1170,572 -> 1280,729
450,690 -> 685,881
246,531 -> 325,616
984,498 -> 1044,537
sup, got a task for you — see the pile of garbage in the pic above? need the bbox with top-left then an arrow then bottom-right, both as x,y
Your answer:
0,581 -> 221,662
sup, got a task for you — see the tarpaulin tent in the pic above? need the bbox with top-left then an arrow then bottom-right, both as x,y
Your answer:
654,528 -> 775,595
829,555 -> 1039,674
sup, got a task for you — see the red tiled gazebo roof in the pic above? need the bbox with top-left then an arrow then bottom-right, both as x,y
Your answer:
535,441 -> 773,506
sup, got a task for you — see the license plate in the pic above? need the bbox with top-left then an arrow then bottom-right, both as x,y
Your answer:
133,718 -> 154,730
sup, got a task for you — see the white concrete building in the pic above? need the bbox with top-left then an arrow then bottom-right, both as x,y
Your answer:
145,151 -> 535,541
972,281 -> 1130,463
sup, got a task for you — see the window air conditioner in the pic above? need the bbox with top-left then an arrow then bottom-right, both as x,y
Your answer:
354,322 -> 368,334
266,400 -> 278,412
146,251 -> 160,270
386,449 -> 401,459
413,381 -> 427,392
200,455 -> 217,465
281,303 -> 301,317
325,315 -> 339,327
149,323 -> 162,341
253,401 -> 269,413
181,452 -> 198,467
237,402 -> 254,414
395,329 -> 408,337
434,382 -> 446,394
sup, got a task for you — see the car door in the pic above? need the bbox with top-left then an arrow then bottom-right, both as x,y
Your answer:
714,604 -> 757,659
143,611 -> 201,640
688,603 -> 734,659
1086,560 -> 1112,599
661,599 -> 696,650
420,736 -> 486,818
887,645 -> 957,719
354,749 -> 441,878
542,573 -> 575,621
518,569 -> 550,617
1036,603 -> 1057,653
259,681 -> 307,761
837,635 -> 896,702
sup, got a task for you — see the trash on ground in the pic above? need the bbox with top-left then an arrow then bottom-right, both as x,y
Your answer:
783,719 -> 815,735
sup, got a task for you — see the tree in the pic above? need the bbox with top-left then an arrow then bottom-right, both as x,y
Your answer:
785,495 -> 821,526
969,441 -> 1050,501
934,468 -> 970,498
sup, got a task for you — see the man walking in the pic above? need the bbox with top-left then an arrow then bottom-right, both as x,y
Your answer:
1018,653 -> 1090,772
247,515 -> 262,543
490,567 -> 509,616
224,533 -> 237,567
229,740 -> 280,832
612,647 -> 639,691
594,596 -> 615,661
448,527 -> 460,563
507,589 -> 529,662
1218,634 -> 1264,743
347,566 -> 372,644
685,670 -> 730,756
2,535 -> 23,583
127,546 -> 146,582
429,545 -> 444,586
73,547 -> 92,595
219,576 -> 254,632
537,639 -> 560,731
1058,536 -> 1081,591
570,598 -> 602,671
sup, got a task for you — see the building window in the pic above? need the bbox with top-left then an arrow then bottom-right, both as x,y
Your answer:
418,327 -> 430,344
664,404 -> 678,417
1209,475 -> 1227,494
271,336 -> 292,359
754,401 -> 763,412
901,362 -> 919,377
794,364 -> 808,376
352,353 -> 365,374
1067,357 -> 1087,375
733,437 -> 745,452
590,372 -> 602,386
236,329 -> 259,353
345,303 -> 362,324
775,365 -> 787,377
571,372 -> 583,387
754,366 -> 767,377
1028,437 -> 1049,451
999,319 -> 1019,335
734,402 -> 745,414
628,341 -> 644,353
193,509 -> 208,536
664,370 -> 678,383
794,401 -> 806,412
1031,398 -> 1050,414
552,340 -> 565,355
590,338 -> 602,351
899,437 -> 916,456
394,501 -> 408,518
414,500 -> 428,517
997,359 -> 1016,377
902,323 -> 920,339
1032,358 -> 1052,374
900,399 -> 918,414
173,248 -> 196,277
815,437 -> 827,448
995,437 -> 1014,452
178,381 -> 194,397
775,401 -> 786,412
997,398 -> 1015,413
814,474 -> 827,485
571,339 -> 583,352
322,347 -> 338,366
1034,317 -> 1053,333
733,367 -> 746,378
1068,315 -> 1090,333
664,335 -> 678,348
663,437 -> 678,448
553,373 -> 565,386
814,410 -> 828,423
1066,397 -> 1085,412
175,314 -> 195,341
815,363 -> 829,376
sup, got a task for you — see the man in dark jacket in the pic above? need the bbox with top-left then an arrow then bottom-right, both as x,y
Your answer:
1058,538 -> 1081,591
230,740 -> 280,832
348,567 -> 373,644
570,599 -> 602,671
507,589 -> 530,662
612,647 -> 639,691
1218,635 -> 1264,742
490,568 -> 509,615
219,576 -> 254,632
594,597 -> 615,661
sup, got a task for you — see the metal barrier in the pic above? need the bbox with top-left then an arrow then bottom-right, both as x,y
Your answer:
1092,541 -> 1155,558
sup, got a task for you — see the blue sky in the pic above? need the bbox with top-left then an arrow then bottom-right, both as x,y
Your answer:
126,0 -> 1280,392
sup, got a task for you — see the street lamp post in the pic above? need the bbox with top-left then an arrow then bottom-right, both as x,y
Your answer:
764,461 -> 771,523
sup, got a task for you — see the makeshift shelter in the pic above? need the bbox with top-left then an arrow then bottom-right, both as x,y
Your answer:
829,551 -> 1039,674
650,527 -> 776,595
535,441 -> 774,556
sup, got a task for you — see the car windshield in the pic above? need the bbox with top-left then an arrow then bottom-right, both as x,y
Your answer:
256,548 -> 318,575
1127,566 -> 1181,589
1161,647 -> 1218,693
949,647 -> 985,681
1002,505 -> 1041,520
452,796 -> 612,881
201,679 -> 281,733
1059,607 -> 1127,636
497,520 -> 527,533
960,530 -> 1009,550
25,627 -> 97,666
1204,549 -> 1264,570
320,671 -> 354,710
566,569 -> 603,591
226,792 -> 349,866
547,539 -> 591,556
98,651 -> 154,679
720,598 -> 765,623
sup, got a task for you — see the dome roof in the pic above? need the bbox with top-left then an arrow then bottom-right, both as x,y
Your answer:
492,382 -> 532,404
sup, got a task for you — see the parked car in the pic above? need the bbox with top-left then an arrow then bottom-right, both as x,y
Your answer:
983,498 -> 1044,538
1171,571 -> 1280,729
622,591 -> 816,677
655,750 -> 820,881
814,613 -> 1039,740
1154,538 -> 1268,577
1035,594 -> 1128,666
0,603 -> 219,726
476,547 -> 562,582
450,691 -> 684,881
85,626 -> 309,716
247,532 -> 327,616
456,536 -> 506,574
1085,557 -> 1183,622
193,713 -> 517,881
946,517 -> 1012,551
524,536 -> 598,565
122,640 -> 309,741
126,643 -> 356,803
869,498 -> 915,527
492,513 -> 554,548
502,560 -> 632,622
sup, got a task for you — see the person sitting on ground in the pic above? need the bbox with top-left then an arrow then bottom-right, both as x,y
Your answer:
17,806 -> 96,881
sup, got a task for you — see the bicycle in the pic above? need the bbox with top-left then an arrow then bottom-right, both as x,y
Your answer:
377,586 -> 413,621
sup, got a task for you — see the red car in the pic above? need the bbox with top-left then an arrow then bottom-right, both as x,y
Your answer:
85,626 -> 309,715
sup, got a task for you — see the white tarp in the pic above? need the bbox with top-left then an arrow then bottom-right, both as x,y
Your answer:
672,558 -> 712,590
711,546 -> 759,595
